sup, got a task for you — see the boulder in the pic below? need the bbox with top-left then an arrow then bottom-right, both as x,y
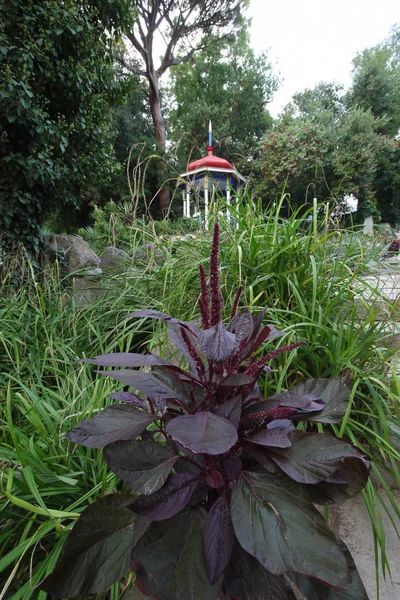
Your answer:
42,234 -> 100,274
99,246 -> 130,273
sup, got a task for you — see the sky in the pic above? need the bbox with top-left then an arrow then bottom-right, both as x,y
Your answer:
246,0 -> 399,117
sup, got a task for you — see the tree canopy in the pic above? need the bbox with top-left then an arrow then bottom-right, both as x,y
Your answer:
167,23 -> 278,175
0,0 -> 133,252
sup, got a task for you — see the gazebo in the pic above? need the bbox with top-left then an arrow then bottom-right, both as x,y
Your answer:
179,122 -> 246,228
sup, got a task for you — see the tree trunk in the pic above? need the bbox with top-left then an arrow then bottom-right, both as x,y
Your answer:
148,76 -> 170,215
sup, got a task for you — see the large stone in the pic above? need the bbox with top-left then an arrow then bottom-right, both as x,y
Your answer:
42,234 -> 100,274
99,246 -> 130,273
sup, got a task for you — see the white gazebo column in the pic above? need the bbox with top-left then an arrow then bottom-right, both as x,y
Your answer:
182,188 -> 186,217
226,175 -> 231,221
204,174 -> 209,230
185,182 -> 190,218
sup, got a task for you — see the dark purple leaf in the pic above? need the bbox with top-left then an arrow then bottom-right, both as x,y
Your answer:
103,441 -> 179,495
270,431 -> 366,484
107,391 -> 148,410
131,516 -> 152,553
207,470 -> 225,488
204,496 -> 234,583
97,369 -> 179,398
39,495 -> 136,598
244,447 -> 280,473
223,456 -> 242,481
152,366 -> 204,407
247,422 -> 295,448
231,471 -> 349,587
198,321 -> 238,362
244,391 -> 325,421
133,473 -> 199,520
166,411 -> 238,455
290,377 -> 351,423
304,459 -> 370,505
288,535 -> 369,599
65,405 -> 155,448
215,395 -> 242,428
168,321 -> 200,373
228,309 -> 254,341
220,373 -> 255,387
126,308 -> 182,323
225,541 -> 296,600
80,352 -> 167,367
132,508 -> 221,599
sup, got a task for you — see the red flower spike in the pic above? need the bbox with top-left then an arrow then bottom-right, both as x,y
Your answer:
209,223 -> 223,326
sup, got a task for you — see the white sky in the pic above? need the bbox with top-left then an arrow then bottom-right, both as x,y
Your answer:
246,0 -> 399,117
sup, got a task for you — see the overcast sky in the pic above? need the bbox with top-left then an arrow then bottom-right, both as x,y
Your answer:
246,0 -> 399,117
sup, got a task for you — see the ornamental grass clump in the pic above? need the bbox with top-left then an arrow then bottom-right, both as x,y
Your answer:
41,223 -> 370,600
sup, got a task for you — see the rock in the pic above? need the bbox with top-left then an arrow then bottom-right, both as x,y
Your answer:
42,234 -> 100,274
133,243 -> 165,266
99,246 -> 130,273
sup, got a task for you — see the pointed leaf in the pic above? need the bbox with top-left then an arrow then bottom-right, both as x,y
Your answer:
231,471 -> 349,587
126,309 -> 181,323
270,431 -> 366,484
97,369 -> 179,398
65,405 -> 155,448
207,469 -> 225,488
103,441 -> 179,495
304,459 -> 370,504
291,377 -> 350,423
244,391 -> 325,420
228,309 -> 254,341
39,495 -> 136,598
223,456 -> 243,481
166,411 -> 238,455
225,541 -> 296,600
107,391 -> 148,410
133,508 -> 221,600
168,321 -> 200,373
199,322 -> 238,362
133,473 -> 199,520
204,496 -> 234,583
288,536 -> 369,599
215,395 -> 242,428
247,422 -> 295,448
81,352 -> 167,367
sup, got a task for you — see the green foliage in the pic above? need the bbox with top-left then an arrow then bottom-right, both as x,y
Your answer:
253,83 -> 395,220
168,21 -> 278,174
0,0 -> 134,252
348,25 -> 400,224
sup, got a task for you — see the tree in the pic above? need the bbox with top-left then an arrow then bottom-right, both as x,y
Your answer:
0,0 -> 133,252
347,25 -> 400,223
253,83 -> 394,220
167,23 -> 278,175
118,0 -> 246,212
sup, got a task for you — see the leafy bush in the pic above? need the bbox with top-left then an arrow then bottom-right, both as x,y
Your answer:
41,224 -> 370,599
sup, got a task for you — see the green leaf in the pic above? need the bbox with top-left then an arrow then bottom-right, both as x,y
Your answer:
231,471 -> 349,587
132,508 -> 222,600
270,431 -> 366,484
65,404 -> 155,448
225,541 -> 296,599
39,495 -> 136,598
291,377 -> 350,423
103,440 -> 179,495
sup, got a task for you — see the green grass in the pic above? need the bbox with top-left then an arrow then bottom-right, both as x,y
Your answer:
1,198 -> 399,598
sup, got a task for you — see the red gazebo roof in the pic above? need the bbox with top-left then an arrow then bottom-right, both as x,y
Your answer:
187,146 -> 234,172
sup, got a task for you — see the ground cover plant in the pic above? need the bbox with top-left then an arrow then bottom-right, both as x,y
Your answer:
1,201 -> 400,599
39,223 -> 371,599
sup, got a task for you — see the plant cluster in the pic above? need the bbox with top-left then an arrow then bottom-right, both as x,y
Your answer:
41,223 -> 370,599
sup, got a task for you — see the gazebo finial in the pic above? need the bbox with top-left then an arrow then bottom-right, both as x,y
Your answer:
209,120 -> 212,147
